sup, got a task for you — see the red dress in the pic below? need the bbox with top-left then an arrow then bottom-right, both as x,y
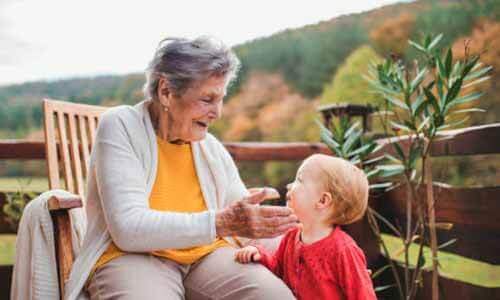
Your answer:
257,226 -> 376,300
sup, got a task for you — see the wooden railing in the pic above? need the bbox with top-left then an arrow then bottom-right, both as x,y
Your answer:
1,123 -> 500,299
0,140 -> 331,161
2,123 -> 500,161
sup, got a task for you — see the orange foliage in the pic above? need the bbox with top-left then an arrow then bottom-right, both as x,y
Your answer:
257,95 -> 311,139
220,72 -> 316,142
451,19 -> 500,125
452,19 -> 500,73
224,114 -> 258,141
224,72 -> 291,117
370,12 -> 415,56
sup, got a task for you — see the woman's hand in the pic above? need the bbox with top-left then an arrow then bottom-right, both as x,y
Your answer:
235,246 -> 261,263
215,188 -> 298,239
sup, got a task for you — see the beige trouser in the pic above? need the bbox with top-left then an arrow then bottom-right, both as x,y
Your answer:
86,246 -> 295,300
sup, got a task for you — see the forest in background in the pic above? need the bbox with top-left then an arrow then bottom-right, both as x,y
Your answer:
2,0 -> 500,187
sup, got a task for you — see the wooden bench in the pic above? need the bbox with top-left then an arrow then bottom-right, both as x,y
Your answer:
43,99 -> 107,298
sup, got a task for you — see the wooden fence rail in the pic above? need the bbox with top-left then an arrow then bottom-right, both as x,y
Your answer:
1,123 -> 500,161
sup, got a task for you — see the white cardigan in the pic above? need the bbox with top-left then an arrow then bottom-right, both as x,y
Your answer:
64,100 -> 248,299
11,189 -> 86,300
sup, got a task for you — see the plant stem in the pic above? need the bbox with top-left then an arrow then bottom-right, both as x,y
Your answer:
404,170 -> 411,298
367,208 -> 405,300
424,155 -> 439,300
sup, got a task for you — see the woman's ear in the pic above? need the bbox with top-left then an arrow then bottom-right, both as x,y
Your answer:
316,192 -> 333,210
157,77 -> 173,109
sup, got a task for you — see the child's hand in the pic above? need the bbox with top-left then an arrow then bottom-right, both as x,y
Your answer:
235,246 -> 261,263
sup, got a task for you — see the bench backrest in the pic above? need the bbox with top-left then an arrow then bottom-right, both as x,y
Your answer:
43,99 -> 108,197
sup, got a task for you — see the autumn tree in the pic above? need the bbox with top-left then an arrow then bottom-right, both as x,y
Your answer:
370,12 -> 416,56
321,45 -> 384,106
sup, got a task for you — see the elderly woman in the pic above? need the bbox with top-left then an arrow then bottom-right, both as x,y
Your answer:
64,37 -> 298,300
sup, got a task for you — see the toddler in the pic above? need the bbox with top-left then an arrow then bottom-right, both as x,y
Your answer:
235,154 -> 376,300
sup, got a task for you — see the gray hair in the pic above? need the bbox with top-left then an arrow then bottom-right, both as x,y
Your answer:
143,36 -> 240,100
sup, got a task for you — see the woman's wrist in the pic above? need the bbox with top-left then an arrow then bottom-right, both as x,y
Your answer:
215,203 -> 248,237
215,210 -> 230,237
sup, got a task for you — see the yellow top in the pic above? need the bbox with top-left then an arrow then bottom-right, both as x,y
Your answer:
93,137 -> 229,270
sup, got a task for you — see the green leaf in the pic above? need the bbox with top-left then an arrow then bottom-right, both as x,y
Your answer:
436,55 -> 447,79
450,108 -> 485,115
437,77 -> 444,101
452,59 -> 462,74
462,55 -> 480,78
464,65 -> 493,81
409,39 -> 427,53
393,142 -> 406,160
438,116 -> 469,131
385,153 -> 402,164
365,168 -> 379,179
321,135 -> 341,155
344,121 -> 361,139
372,143 -> 384,155
342,130 -> 362,155
375,284 -> 396,293
365,168 -> 380,179
424,35 -> 432,48
446,91 -> 484,112
364,155 -> 385,165
463,76 -> 491,89
424,87 -> 440,113
369,182 -> 393,189
315,119 -> 332,137
371,264 -> 391,279
378,164 -> 405,178
428,33 -> 443,50
412,94 -> 426,116
445,48 -> 453,77
348,143 -> 376,158
417,253 -> 426,269
438,238 -> 457,250
316,119 -> 342,154
411,68 -> 427,93
386,96 -> 408,110
445,78 -> 464,105
350,157 -> 361,165
368,80 -> 400,96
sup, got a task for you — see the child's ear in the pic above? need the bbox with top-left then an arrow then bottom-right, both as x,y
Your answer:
316,192 -> 333,210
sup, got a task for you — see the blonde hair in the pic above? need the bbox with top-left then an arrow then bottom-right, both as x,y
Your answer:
311,154 -> 369,225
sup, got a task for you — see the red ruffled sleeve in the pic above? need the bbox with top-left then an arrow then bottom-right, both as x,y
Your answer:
256,242 -> 285,277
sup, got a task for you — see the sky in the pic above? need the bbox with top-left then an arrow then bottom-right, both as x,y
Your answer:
0,0 -> 403,86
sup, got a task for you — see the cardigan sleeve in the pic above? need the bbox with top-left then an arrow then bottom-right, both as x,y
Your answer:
94,110 -> 217,252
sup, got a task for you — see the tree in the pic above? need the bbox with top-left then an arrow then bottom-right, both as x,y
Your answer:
370,13 -> 416,56
320,45 -> 384,106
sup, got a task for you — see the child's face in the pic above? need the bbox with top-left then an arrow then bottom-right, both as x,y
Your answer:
286,158 -> 324,224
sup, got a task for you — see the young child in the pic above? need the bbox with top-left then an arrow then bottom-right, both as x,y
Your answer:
235,154 -> 376,300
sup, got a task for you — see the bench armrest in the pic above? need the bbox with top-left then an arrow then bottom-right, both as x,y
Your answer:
47,195 -> 83,211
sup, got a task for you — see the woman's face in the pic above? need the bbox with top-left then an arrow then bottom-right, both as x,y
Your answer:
160,75 -> 227,142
